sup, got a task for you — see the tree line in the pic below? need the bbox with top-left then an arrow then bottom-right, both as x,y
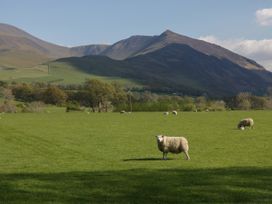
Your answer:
0,80 -> 272,113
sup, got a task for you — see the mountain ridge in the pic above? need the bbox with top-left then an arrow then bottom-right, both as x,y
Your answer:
1,23 -> 272,97
53,43 -> 272,97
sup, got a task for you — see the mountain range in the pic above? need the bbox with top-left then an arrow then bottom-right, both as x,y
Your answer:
0,23 -> 272,97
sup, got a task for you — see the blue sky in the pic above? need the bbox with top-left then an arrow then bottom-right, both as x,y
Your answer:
1,0 -> 272,69
0,0 -> 271,45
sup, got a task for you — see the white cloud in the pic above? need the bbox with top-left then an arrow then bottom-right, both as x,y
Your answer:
199,36 -> 272,71
256,8 -> 272,26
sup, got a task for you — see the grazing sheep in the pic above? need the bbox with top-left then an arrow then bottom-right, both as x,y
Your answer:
172,110 -> 178,115
237,118 -> 254,129
164,112 -> 169,115
156,135 -> 190,160
120,110 -> 126,114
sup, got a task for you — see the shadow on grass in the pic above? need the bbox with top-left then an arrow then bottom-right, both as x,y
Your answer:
123,157 -> 174,161
0,167 -> 271,203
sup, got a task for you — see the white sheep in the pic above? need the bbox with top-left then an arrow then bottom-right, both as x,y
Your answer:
156,135 -> 190,160
237,118 -> 254,129
163,112 -> 169,115
172,110 -> 178,115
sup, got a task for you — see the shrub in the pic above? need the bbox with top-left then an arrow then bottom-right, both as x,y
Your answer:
66,102 -> 83,112
22,101 -> 45,113
43,86 -> 67,105
0,101 -> 17,113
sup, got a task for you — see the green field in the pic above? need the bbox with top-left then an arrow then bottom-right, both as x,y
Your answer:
0,63 -> 141,88
0,110 -> 271,203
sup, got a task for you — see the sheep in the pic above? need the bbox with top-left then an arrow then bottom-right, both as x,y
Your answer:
156,135 -> 190,160
237,118 -> 254,129
172,110 -> 178,115
163,112 -> 169,115
120,110 -> 126,114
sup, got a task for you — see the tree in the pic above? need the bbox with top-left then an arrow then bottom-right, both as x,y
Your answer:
251,96 -> 266,110
0,87 -> 14,100
235,92 -> 251,110
84,79 -> 114,112
195,96 -> 207,111
43,86 -> 67,105
12,84 -> 35,102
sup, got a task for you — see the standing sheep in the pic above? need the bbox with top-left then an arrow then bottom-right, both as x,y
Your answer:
163,112 -> 169,115
237,118 -> 254,129
172,110 -> 178,115
156,135 -> 190,160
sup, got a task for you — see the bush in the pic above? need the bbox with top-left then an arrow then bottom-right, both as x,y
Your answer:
43,86 -> 67,105
209,100 -> 226,111
21,101 -> 45,113
66,102 -> 83,112
0,101 -> 17,113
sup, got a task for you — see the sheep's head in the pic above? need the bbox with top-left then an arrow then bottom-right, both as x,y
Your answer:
156,135 -> 164,143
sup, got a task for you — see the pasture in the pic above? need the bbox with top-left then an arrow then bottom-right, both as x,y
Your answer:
0,110 -> 271,203
0,63 -> 141,87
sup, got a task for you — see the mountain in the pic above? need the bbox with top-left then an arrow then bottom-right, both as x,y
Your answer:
100,35 -> 155,60
54,42 -> 272,97
1,24 -> 271,97
0,23 -> 72,68
0,23 -> 108,68
70,44 -> 109,57
101,30 -> 264,71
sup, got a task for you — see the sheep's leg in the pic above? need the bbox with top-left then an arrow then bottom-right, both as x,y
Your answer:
163,152 -> 167,160
184,151 -> 190,160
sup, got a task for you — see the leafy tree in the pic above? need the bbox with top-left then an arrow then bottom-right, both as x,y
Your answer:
0,88 -> 14,100
12,84 -> 35,102
195,96 -> 207,111
43,86 -> 67,105
235,92 -> 251,110
84,79 -> 114,112
251,96 -> 266,110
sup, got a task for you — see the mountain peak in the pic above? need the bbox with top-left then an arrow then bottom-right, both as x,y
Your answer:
161,29 -> 179,36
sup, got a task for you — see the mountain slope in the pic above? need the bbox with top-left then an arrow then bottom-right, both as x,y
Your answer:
0,23 -> 71,57
100,35 -> 155,60
101,30 -> 264,71
126,44 -> 272,96
70,44 -> 109,57
53,43 -> 272,97
0,23 -> 110,68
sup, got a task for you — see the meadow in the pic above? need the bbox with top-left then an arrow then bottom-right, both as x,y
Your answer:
0,63 -> 141,87
0,110 -> 271,203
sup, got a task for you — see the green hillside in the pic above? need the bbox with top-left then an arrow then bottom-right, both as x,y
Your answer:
0,62 -> 141,87
0,50 -> 50,68
0,111 -> 271,203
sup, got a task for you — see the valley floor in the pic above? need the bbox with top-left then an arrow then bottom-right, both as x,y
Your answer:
0,111 -> 271,203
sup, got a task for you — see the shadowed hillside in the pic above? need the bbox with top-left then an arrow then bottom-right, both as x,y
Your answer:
54,44 -> 272,97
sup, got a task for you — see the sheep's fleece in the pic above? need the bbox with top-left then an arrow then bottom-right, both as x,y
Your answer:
156,135 -> 190,160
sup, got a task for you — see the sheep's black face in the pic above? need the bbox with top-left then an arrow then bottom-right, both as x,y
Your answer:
156,135 -> 164,143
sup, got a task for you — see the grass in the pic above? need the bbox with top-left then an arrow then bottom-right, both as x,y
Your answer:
0,63 -> 141,88
0,50 -> 48,68
0,110 -> 271,203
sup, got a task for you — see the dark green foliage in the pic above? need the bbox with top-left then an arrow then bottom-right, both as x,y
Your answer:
42,86 -> 67,105
12,84 -> 37,102
66,102 -> 83,112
